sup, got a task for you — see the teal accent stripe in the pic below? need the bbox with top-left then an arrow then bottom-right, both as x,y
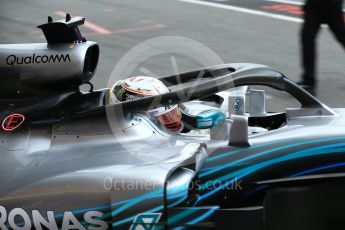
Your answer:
199,144 -> 345,200
168,208 -> 200,224
206,139 -> 286,163
112,205 -> 164,227
290,162 -> 345,177
201,136 -> 345,178
111,189 -> 163,217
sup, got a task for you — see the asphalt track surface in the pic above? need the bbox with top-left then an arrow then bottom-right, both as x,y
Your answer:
1,0 -> 345,110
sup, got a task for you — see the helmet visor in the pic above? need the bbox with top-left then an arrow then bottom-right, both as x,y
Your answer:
149,105 -> 183,132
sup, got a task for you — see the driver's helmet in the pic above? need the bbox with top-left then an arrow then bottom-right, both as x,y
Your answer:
111,76 -> 183,132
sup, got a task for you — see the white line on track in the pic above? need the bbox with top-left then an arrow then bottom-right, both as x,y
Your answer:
176,0 -> 303,23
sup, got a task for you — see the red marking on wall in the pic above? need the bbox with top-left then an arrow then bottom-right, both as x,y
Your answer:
261,4 -> 304,15
55,11 -> 112,35
1,114 -> 25,132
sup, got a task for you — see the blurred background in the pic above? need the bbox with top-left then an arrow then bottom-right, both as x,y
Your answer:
1,0 -> 344,110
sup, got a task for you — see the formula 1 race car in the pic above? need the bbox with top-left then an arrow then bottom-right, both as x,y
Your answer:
1,15 -> 345,230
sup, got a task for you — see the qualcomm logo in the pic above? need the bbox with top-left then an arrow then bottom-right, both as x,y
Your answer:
129,213 -> 162,230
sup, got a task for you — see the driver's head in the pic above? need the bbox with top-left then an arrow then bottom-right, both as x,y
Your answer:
111,76 -> 183,132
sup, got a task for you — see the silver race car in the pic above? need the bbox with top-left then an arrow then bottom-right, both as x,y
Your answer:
1,15 -> 345,230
